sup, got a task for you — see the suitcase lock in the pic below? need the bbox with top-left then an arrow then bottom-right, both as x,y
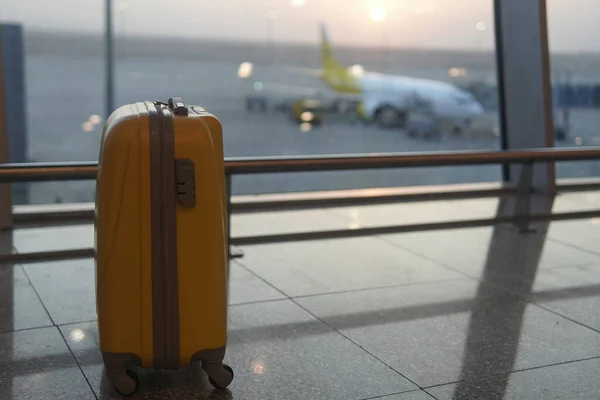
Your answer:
175,158 -> 196,207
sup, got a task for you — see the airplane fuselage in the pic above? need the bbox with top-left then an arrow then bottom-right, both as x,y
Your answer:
338,72 -> 485,127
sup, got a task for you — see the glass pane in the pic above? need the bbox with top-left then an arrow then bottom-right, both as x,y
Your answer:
547,0 -> 600,180
2,0 -> 500,203
2,1 -> 104,204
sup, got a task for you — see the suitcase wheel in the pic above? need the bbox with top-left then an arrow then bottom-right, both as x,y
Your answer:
113,369 -> 140,397
208,364 -> 234,389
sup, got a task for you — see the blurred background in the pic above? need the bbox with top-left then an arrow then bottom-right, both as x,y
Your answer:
1,0 -> 599,204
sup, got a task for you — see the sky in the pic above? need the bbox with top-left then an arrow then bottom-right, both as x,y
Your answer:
1,0 -> 599,52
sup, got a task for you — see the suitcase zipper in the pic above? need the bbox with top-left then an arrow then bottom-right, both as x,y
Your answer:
149,100 -> 181,370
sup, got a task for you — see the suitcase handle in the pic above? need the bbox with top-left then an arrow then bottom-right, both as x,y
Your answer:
168,97 -> 189,116
154,98 -> 189,116
175,158 -> 196,207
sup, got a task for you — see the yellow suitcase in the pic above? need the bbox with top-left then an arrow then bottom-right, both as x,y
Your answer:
94,98 -> 233,396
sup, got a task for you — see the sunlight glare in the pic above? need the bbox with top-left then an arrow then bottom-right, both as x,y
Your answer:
251,361 -> 266,374
237,62 -> 253,79
89,114 -> 102,125
300,111 -> 315,122
370,7 -> 386,22
70,329 -> 86,342
349,64 -> 365,77
82,121 -> 94,133
299,122 -> 313,132
448,67 -> 468,78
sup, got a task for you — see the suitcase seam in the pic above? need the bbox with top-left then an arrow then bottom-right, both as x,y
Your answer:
161,103 -> 181,369
150,102 -> 181,369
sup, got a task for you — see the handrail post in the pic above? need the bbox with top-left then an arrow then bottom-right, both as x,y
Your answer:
514,161 -> 535,233
104,0 -> 115,119
225,173 -> 243,262
0,28 -> 13,232
225,173 -> 243,300
495,0 -> 556,194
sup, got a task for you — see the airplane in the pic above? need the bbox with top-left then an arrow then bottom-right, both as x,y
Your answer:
315,23 -> 486,132
240,23 -> 486,133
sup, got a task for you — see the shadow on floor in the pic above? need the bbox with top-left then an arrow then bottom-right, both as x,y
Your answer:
450,195 -> 555,399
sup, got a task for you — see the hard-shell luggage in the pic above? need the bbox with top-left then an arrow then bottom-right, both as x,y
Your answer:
94,98 -> 233,396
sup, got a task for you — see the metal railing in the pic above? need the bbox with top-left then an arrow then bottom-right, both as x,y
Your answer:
3,147 -> 600,182
1,146 -> 600,264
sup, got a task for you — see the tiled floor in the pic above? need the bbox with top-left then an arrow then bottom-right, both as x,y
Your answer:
1,196 -> 600,399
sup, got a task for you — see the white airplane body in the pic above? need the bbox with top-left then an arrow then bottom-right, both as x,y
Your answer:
362,72 -> 482,117
317,23 -> 485,129
241,23 -> 485,131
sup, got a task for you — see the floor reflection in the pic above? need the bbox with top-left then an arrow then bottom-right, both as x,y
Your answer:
98,364 -> 234,400
452,195 -> 555,399
6,191 -> 600,399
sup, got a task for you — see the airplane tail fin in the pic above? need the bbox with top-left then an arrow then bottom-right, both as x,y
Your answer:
319,22 -> 361,94
320,22 -> 343,70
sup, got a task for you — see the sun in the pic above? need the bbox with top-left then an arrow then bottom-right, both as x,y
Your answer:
370,7 -> 386,22
290,0 -> 306,7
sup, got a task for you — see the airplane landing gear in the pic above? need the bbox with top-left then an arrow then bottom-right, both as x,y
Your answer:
374,106 -> 407,129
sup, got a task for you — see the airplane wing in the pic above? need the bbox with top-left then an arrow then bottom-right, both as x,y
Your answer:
242,78 -> 362,114
245,80 -> 361,103
244,80 -> 330,98
281,64 -> 324,78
